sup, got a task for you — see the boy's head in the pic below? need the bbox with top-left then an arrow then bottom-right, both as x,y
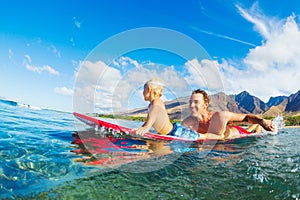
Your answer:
144,78 -> 163,99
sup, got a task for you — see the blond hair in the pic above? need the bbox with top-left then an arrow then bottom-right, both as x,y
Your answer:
145,78 -> 163,98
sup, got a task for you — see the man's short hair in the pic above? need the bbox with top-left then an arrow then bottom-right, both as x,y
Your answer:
192,89 -> 210,104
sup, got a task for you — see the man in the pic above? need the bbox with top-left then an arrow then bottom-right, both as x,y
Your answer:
182,89 -> 275,139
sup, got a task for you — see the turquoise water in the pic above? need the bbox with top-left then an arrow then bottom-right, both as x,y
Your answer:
0,100 -> 299,199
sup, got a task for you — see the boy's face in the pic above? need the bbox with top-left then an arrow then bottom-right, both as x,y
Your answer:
189,93 -> 208,117
143,85 -> 151,101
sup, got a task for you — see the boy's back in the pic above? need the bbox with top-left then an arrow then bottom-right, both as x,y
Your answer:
149,98 -> 173,135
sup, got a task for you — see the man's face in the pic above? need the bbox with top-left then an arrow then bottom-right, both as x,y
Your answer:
189,93 -> 208,117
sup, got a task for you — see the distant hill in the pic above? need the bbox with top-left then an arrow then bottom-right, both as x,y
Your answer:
267,96 -> 288,107
120,90 -> 300,120
285,90 -> 300,112
263,99 -> 288,117
209,92 -> 247,113
232,91 -> 268,114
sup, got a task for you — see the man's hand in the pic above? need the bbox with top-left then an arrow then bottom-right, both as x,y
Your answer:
260,119 -> 276,132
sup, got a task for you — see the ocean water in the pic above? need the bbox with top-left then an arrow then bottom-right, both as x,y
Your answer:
0,100 -> 300,200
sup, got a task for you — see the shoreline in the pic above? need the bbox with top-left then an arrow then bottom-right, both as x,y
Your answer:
284,125 -> 300,128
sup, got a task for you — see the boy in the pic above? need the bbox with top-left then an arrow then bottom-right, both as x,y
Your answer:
135,78 -> 173,135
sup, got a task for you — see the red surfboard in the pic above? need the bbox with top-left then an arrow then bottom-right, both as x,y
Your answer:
73,112 -> 210,142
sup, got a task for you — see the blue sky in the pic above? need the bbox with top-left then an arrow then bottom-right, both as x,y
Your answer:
1,0 -> 300,113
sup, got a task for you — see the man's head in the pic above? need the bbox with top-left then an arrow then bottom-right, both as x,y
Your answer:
192,89 -> 209,104
189,89 -> 210,117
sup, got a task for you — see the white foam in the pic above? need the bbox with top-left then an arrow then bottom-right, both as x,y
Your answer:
17,103 -> 42,110
272,114 -> 285,130
261,114 -> 285,135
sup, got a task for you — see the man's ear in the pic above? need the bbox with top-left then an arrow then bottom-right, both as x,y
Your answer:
204,102 -> 209,109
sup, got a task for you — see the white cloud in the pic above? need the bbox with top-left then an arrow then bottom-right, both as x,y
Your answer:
112,56 -> 144,73
49,45 -> 61,58
25,64 -> 60,76
191,27 -> 256,47
244,15 -> 300,72
24,54 -> 32,63
183,58 -> 224,93
73,17 -> 81,29
73,60 -> 123,113
23,54 -> 60,76
73,57 -> 194,113
236,2 -> 279,40
75,60 -> 110,86
70,37 -> 75,46
8,49 -> 16,64
8,49 -> 13,60
54,87 -> 73,96
217,58 -> 300,102
211,5 -> 300,102
43,65 -> 60,75
118,65 -> 188,112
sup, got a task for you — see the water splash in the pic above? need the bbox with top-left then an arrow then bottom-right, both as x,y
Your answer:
272,114 -> 285,130
261,114 -> 285,135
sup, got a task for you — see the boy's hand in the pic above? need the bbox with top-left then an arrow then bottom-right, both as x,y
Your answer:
134,126 -> 150,136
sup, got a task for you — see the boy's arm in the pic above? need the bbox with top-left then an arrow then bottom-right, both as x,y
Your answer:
135,100 -> 160,135
135,114 -> 154,135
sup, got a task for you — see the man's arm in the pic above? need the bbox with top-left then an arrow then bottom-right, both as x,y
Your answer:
182,116 -> 194,128
244,114 -> 275,131
208,111 -> 275,135
226,111 -> 275,131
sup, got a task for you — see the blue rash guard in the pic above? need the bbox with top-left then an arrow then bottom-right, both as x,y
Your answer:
168,122 -> 200,140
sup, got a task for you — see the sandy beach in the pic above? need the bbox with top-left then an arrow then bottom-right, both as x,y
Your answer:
284,125 -> 300,128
